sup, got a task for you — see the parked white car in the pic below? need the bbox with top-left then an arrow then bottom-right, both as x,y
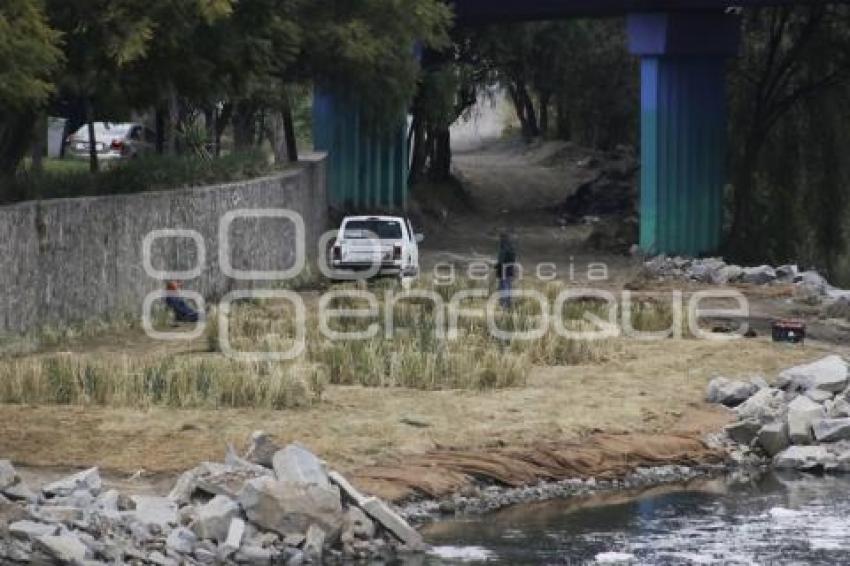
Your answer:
331,216 -> 423,278
65,122 -> 155,161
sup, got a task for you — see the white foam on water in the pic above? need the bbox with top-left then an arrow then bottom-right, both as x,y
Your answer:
768,506 -> 803,519
595,551 -> 636,564
430,545 -> 494,562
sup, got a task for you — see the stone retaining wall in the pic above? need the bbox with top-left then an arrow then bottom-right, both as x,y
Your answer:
0,155 -> 327,335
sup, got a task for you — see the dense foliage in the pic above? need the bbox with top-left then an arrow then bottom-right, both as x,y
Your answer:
0,0 -> 451,194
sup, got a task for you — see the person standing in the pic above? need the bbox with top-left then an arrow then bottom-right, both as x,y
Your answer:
496,233 -> 517,309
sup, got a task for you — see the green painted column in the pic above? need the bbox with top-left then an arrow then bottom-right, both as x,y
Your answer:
313,90 -> 409,210
628,13 -> 739,256
639,56 -> 726,255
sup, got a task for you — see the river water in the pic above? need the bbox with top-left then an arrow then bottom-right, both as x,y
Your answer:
421,471 -> 850,565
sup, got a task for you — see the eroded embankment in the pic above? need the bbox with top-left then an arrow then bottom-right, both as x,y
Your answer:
353,432 -> 724,503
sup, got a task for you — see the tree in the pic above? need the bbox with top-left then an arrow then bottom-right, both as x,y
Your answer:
0,0 -> 61,180
297,0 -> 452,130
46,0 -> 165,171
726,5 -> 850,264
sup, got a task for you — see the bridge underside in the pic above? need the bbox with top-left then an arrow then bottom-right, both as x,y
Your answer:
453,0 -> 799,23
314,5 -> 744,255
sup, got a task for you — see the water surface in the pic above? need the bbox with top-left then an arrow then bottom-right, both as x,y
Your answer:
423,472 -> 850,565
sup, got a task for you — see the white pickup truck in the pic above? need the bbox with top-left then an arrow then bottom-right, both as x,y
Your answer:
331,216 -> 423,278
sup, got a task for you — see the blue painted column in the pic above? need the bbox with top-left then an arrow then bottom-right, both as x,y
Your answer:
628,13 -> 739,256
312,89 -> 409,210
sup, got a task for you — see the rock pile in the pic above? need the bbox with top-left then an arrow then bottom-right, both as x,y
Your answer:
0,434 -> 423,564
707,355 -> 850,472
643,256 -> 834,301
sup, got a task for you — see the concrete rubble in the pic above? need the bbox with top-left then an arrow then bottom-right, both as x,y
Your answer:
642,256 -> 842,304
708,355 -> 850,473
0,434 -> 426,564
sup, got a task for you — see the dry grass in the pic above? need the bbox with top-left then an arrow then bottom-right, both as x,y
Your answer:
0,337 -> 829,478
0,277 -> 747,410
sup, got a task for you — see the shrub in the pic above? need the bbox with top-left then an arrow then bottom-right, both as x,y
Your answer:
2,151 -> 274,204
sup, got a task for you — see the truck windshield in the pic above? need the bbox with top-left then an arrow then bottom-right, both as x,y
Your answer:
343,220 -> 403,239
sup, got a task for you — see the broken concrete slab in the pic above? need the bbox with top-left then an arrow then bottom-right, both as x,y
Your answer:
34,532 -> 89,563
126,495 -> 178,531
758,421 -> 790,457
0,460 -> 17,491
8,520 -> 58,540
804,389 -> 834,403
272,444 -> 330,488
787,395 -> 826,445
741,265 -> 776,285
328,471 -> 369,508
234,544 -> 275,564
221,517 -> 246,557
304,524 -> 326,563
238,477 -> 343,539
361,497 -> 424,551
725,419 -> 761,445
774,445 -> 831,470
42,467 -> 102,497
195,494 -> 239,543
166,526 -> 197,555
778,355 -> 848,393
244,431 -> 281,468
813,418 -> 850,443
735,388 -> 786,423
827,397 -> 850,418
343,506 -> 375,541
2,480 -> 37,503
706,377 -> 756,407
35,505 -> 83,524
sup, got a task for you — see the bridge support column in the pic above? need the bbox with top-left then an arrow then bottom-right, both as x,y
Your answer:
313,90 -> 408,210
628,13 -> 739,256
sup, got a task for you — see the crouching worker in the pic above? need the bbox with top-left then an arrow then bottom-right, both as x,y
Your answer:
165,281 -> 200,323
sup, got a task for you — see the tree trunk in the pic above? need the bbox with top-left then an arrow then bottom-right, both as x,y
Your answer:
155,106 -> 166,154
282,95 -> 298,163
85,99 -> 99,173
539,92 -> 551,138
0,109 -> 36,199
409,113 -> 428,184
30,112 -> 46,174
265,110 -> 290,165
216,103 -> 232,157
232,101 -> 257,151
429,126 -> 452,182
167,86 -> 179,155
728,132 -> 766,261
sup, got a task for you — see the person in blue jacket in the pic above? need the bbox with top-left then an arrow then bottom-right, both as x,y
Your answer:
165,281 -> 200,323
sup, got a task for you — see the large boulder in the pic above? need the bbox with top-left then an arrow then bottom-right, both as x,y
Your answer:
778,355 -> 848,393
706,377 -> 757,407
238,477 -> 343,539
813,418 -> 850,443
826,397 -> 850,418
272,444 -> 330,488
34,533 -> 90,563
195,494 -> 239,542
244,431 -> 281,468
725,419 -> 761,445
166,527 -> 197,555
42,467 -> 101,497
735,388 -> 786,423
774,445 -> 831,470
787,395 -> 826,445
0,460 -> 17,491
804,389 -> 834,403
126,495 -> 178,531
758,421 -> 790,456
741,265 -> 776,285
